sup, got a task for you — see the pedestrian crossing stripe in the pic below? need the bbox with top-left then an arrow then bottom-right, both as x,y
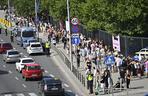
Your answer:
28,93 -> 37,96
3,92 -> 38,96
16,93 -> 25,96
3,94 -> 12,96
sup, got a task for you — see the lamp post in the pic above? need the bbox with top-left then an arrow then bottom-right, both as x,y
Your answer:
7,0 -> 10,20
35,0 -> 39,41
67,0 -> 73,71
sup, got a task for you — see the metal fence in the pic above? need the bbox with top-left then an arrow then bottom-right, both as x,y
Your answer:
49,15 -> 148,57
81,27 -> 148,56
51,45 -> 86,87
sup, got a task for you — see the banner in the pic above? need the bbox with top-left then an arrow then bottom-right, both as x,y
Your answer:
112,35 -> 121,52
0,18 -> 12,28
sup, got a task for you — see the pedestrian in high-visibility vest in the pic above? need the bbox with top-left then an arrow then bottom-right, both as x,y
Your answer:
45,41 -> 50,55
87,73 -> 94,94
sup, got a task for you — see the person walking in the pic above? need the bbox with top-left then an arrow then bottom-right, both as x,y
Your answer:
108,71 -> 113,93
10,32 -> 14,42
45,41 -> 50,56
125,69 -> 131,88
5,28 -> 7,36
87,72 -> 94,94
62,37 -> 67,49
76,53 -> 80,68
0,27 -> 1,34
48,33 -> 51,42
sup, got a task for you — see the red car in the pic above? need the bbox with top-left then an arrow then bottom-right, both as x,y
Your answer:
22,63 -> 44,81
0,42 -> 13,54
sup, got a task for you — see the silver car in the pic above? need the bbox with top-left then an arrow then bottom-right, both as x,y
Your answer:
3,49 -> 21,63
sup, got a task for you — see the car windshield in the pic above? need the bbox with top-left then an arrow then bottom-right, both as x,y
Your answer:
31,44 -> 41,47
3,43 -> 12,48
47,83 -> 62,89
22,59 -> 34,63
28,65 -> 41,70
8,51 -> 19,55
22,31 -> 34,37
29,40 -> 37,43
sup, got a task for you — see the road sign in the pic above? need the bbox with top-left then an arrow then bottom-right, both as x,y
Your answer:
71,17 -> 79,25
72,36 -> 80,45
72,33 -> 79,37
104,55 -> 115,65
72,25 -> 79,33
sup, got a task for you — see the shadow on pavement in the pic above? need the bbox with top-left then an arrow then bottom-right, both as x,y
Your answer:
130,86 -> 144,89
29,53 -> 45,56
65,91 -> 75,96
0,70 -> 9,75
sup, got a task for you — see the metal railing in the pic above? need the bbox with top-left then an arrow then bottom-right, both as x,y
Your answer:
51,45 -> 86,87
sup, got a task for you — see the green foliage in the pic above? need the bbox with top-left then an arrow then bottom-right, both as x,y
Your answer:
2,0 -> 148,36
13,0 -> 35,17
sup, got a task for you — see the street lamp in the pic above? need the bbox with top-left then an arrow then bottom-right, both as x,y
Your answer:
35,0 -> 39,41
7,0 -> 10,20
67,0 -> 73,71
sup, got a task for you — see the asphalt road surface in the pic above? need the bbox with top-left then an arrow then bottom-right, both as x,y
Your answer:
0,32 -> 82,96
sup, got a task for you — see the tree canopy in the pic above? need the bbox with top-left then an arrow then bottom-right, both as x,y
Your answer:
1,0 -> 148,37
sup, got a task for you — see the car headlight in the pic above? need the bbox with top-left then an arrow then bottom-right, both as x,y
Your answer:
44,84 -> 48,91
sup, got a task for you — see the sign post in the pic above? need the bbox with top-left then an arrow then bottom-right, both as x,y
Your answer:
71,17 -> 80,45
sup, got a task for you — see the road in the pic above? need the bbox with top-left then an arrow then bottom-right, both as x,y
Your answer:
0,10 -> 88,96
0,32 -> 76,96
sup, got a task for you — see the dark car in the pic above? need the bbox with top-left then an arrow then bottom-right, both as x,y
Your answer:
38,76 -> 65,96
0,42 -> 13,54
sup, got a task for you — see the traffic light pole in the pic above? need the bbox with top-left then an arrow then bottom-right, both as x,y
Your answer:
67,0 -> 73,71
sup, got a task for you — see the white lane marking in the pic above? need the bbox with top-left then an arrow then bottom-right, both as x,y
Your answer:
75,94 -> 79,96
20,53 -> 23,55
49,74 -> 55,77
8,70 -> 12,74
15,76 -> 19,80
67,90 -> 72,92
16,93 -> 25,96
28,93 -> 38,96
13,48 -> 16,49
22,84 -> 27,88
1,39 -> 3,41
24,55 -> 27,57
3,65 -> 6,68
4,94 -> 12,96
64,83 -> 69,88
45,70 -> 48,73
